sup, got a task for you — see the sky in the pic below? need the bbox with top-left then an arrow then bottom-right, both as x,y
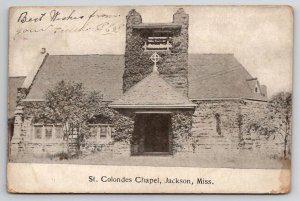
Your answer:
8,6 -> 293,96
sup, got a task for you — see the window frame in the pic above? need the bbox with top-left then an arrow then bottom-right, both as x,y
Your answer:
32,123 -> 112,143
33,125 -> 43,141
88,124 -> 112,143
32,124 -> 64,143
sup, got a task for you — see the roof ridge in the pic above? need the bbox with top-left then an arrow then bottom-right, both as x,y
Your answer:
9,76 -> 26,78
23,53 -> 267,101
49,54 -> 124,56
189,53 -> 234,55
45,53 -> 238,57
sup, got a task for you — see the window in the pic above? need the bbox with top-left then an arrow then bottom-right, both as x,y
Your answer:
33,124 -> 63,141
89,127 -> 98,139
45,126 -> 53,139
55,126 -> 63,139
100,126 -> 107,139
89,124 -> 112,142
32,124 -> 112,142
34,125 -> 43,139
214,113 -> 222,135
254,82 -> 260,93
143,33 -> 173,51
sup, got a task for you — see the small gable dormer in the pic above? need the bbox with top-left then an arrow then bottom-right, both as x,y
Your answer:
246,77 -> 267,98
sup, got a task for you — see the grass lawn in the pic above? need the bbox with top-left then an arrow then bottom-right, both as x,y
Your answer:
10,151 -> 290,169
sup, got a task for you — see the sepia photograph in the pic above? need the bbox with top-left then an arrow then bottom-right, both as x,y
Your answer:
7,5 -> 293,193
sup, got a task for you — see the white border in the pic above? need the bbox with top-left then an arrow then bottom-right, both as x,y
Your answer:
1,1 -> 299,200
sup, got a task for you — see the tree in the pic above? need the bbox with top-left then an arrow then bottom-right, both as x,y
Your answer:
254,92 -> 292,159
23,80 -> 103,157
268,92 -> 292,158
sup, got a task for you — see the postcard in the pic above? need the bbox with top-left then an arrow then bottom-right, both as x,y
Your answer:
7,5 -> 293,193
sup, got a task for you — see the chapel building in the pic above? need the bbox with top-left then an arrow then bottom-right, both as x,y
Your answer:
10,9 -> 278,160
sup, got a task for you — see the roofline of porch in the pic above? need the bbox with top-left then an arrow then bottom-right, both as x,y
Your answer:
108,104 -> 197,109
189,97 -> 268,102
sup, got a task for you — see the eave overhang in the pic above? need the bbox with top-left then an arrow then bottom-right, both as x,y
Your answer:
109,104 -> 196,109
132,23 -> 182,30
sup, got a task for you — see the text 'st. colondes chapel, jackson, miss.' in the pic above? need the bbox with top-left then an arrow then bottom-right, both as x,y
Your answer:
10,8 -> 284,160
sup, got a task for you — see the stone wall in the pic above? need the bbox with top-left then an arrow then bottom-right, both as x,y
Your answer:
10,106 -> 134,160
68,107 -> 135,157
10,116 -> 69,159
190,99 -> 289,160
171,110 -> 194,155
24,142 -> 68,158
191,100 -> 242,158
123,9 -> 189,95
11,98 -> 290,161
10,106 -> 27,159
240,99 -> 289,159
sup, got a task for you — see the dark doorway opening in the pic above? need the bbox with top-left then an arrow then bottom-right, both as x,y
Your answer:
133,113 -> 171,155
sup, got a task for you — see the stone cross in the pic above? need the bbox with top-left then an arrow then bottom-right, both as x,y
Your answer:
150,52 -> 161,73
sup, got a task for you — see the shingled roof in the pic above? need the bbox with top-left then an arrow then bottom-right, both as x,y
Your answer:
8,76 -> 26,119
26,55 -> 124,101
24,53 -> 267,102
110,70 -> 196,108
188,54 -> 267,101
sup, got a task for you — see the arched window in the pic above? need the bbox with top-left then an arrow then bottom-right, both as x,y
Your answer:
214,113 -> 222,135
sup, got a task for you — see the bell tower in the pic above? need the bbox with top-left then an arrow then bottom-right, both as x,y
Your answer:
123,8 -> 189,96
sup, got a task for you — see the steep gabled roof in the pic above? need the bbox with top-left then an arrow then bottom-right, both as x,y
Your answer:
8,76 -> 26,119
188,54 -> 267,101
24,53 -> 267,102
110,71 -> 196,108
26,55 -> 124,101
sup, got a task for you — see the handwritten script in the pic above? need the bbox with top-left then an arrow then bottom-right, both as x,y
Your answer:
14,9 -> 124,38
